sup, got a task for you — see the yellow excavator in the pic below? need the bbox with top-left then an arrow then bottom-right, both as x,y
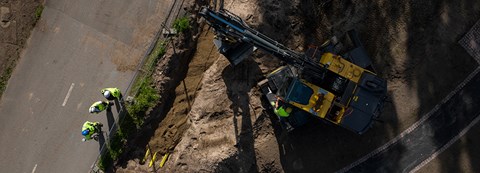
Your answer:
200,7 -> 387,134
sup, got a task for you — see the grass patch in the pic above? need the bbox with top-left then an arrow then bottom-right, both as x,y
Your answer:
35,5 -> 44,21
129,41 -> 166,94
0,62 -> 15,98
127,77 -> 160,126
97,152 -> 112,171
173,16 -> 191,33
146,41 -> 166,73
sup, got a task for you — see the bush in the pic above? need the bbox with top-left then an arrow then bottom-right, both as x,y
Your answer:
97,152 -> 112,171
35,5 -> 44,21
173,16 -> 191,33
127,77 -> 160,126
108,133 -> 124,160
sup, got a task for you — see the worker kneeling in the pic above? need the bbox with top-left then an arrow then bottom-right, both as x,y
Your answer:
89,101 -> 111,114
101,88 -> 122,101
81,121 -> 103,142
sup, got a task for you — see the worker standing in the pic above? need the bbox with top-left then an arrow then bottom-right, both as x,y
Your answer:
270,98 -> 293,131
81,121 -> 103,142
89,101 -> 111,114
101,87 -> 122,101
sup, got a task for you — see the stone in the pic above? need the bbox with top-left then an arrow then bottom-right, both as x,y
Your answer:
0,6 -> 11,28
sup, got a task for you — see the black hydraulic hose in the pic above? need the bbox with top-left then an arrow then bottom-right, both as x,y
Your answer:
200,7 -> 327,77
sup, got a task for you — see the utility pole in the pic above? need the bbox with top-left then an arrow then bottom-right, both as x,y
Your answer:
162,22 -> 191,110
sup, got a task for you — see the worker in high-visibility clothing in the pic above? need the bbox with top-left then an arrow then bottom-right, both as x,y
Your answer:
81,121 -> 102,142
270,97 -> 293,130
101,88 -> 122,100
89,101 -> 110,114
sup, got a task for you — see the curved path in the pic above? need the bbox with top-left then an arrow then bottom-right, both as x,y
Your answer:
338,20 -> 480,173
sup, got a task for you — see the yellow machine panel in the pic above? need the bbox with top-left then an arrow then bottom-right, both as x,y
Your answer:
319,53 -> 366,83
288,80 -> 336,119
312,92 -> 335,119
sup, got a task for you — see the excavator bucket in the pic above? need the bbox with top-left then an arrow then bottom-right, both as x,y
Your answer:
213,38 -> 255,65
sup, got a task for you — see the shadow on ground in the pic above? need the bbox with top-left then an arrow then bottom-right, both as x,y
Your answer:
405,0 -> 479,173
215,58 -> 263,172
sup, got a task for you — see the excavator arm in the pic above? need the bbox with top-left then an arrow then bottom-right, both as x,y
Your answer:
199,7 -> 330,88
199,8 -> 317,68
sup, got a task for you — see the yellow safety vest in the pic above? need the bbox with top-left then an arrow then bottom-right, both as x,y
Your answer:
101,88 -> 121,99
275,106 -> 290,117
91,101 -> 106,111
82,121 -> 96,139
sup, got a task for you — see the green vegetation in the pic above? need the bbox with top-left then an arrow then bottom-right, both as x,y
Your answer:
146,41 -> 166,75
0,62 -> 15,98
97,152 -> 112,171
97,113 -> 137,171
173,16 -> 191,33
127,77 -> 160,126
127,40 -> 165,126
97,38 -> 166,171
35,5 -> 44,21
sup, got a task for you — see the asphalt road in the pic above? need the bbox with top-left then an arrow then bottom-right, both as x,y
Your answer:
0,0 -> 173,172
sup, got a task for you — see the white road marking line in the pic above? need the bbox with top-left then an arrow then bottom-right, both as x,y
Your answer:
336,67 -> 480,173
410,112 -> 480,173
62,83 -> 75,107
76,102 -> 83,111
31,164 -> 37,173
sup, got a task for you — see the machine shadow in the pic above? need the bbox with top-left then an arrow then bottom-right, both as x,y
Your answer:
404,0 -> 480,172
215,58 -> 263,172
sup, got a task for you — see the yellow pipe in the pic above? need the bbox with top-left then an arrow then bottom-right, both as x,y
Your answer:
160,153 -> 170,168
149,152 -> 158,168
142,148 -> 150,163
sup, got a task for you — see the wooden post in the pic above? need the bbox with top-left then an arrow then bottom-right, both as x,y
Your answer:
182,80 -> 191,110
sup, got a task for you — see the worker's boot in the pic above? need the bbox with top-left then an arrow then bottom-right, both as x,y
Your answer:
285,122 -> 294,132
106,101 -> 113,111
94,123 -> 103,132
92,133 -> 99,141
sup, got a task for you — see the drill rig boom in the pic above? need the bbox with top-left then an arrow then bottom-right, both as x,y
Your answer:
199,7 -> 387,134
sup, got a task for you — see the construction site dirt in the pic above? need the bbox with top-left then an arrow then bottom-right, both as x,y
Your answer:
115,0 -> 480,172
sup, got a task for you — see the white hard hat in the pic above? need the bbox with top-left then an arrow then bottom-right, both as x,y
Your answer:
89,107 -> 95,113
103,90 -> 111,98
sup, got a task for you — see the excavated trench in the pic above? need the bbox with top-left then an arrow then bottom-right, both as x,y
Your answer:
115,1 -> 217,171
116,0 -> 480,172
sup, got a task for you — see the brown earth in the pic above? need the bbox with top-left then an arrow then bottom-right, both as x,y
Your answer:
116,0 -> 480,172
0,0 -> 44,96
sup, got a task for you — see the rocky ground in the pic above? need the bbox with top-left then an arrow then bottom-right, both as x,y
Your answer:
0,0 -> 43,96
116,0 -> 480,172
